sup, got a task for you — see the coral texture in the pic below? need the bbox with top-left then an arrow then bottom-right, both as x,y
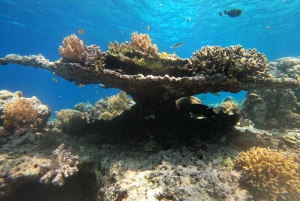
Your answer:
130,32 -> 158,55
242,88 -> 299,128
39,144 -> 79,186
1,94 -> 50,131
91,91 -> 133,121
2,98 -> 37,128
190,45 -> 268,80
235,147 -> 300,201
107,32 -> 158,56
58,34 -> 84,62
56,109 -> 87,134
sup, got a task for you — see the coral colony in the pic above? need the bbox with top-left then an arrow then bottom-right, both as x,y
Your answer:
0,32 -> 300,200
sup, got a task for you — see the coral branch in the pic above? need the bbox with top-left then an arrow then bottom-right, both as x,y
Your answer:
58,34 -> 84,62
39,144 -> 79,186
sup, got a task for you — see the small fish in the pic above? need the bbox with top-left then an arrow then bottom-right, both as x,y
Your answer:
171,42 -> 183,49
212,92 -> 220,96
100,84 -> 107,88
78,28 -> 84,34
186,17 -> 190,22
96,91 -> 98,94
94,85 -> 97,89
223,9 -> 242,17
120,30 -> 124,35
266,26 -> 271,30
78,84 -> 84,88
52,78 -> 57,82
146,25 -> 150,31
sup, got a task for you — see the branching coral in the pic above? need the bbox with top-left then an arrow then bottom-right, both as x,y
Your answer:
235,147 -> 300,201
190,45 -> 269,80
91,91 -> 134,121
39,144 -> 79,186
130,32 -> 158,55
56,109 -> 87,134
58,34 -> 84,62
107,32 -> 158,56
2,98 -> 38,128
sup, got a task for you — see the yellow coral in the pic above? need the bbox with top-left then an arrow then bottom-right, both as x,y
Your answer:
130,32 -> 158,55
2,98 -> 37,127
58,34 -> 84,62
235,147 -> 300,201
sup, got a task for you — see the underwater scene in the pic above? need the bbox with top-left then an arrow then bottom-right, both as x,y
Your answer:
0,0 -> 300,200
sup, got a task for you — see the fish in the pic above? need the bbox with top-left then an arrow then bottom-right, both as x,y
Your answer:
171,42 -> 183,49
78,84 -> 84,88
146,25 -> 150,31
266,26 -> 271,30
223,9 -> 242,17
189,104 -> 217,119
120,30 -> 124,35
78,28 -> 84,34
52,78 -> 57,82
186,17 -> 190,22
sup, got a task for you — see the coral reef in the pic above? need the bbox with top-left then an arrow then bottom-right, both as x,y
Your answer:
0,90 -> 50,132
91,91 -> 134,121
242,88 -> 299,128
55,109 -> 87,134
1,52 -> 298,116
108,32 -> 158,56
39,144 -> 79,186
190,45 -> 269,81
130,32 -> 158,56
58,34 -> 84,62
235,147 -> 300,201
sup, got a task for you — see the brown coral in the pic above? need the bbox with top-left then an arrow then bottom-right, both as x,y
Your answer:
2,98 -> 38,128
108,32 -> 158,57
56,109 -> 87,134
235,147 -> 300,201
58,34 -> 84,62
130,32 -> 158,55
190,45 -> 269,81
91,91 -> 133,121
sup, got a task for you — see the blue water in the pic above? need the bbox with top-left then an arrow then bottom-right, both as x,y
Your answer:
1,0 -> 300,117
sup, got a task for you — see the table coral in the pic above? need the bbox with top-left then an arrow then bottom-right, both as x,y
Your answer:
39,144 -> 79,186
235,147 -> 300,201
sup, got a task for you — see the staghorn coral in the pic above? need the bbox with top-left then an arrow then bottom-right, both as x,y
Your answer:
2,98 -> 38,128
56,109 -> 87,134
58,34 -> 84,62
190,45 -> 269,80
235,147 -> 300,201
39,144 -> 79,186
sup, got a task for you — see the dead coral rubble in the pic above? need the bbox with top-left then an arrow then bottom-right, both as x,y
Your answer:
235,147 -> 300,201
39,144 -> 79,186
